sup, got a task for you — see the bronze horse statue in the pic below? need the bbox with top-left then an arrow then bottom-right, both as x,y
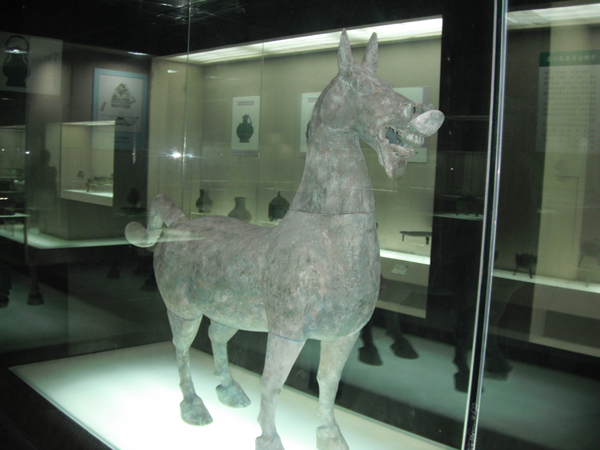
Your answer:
125,30 -> 444,450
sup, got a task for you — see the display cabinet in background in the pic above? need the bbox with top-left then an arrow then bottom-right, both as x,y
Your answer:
47,121 -> 116,207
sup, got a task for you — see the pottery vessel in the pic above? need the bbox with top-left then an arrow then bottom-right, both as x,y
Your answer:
195,189 -> 213,213
268,191 -> 290,221
228,197 -> 252,223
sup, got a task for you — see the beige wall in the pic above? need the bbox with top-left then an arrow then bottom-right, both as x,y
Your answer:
148,59 -> 203,209
538,25 -> 600,281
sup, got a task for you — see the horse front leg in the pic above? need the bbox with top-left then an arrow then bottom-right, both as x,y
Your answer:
208,320 -> 251,407
316,330 -> 359,450
256,332 -> 305,450
167,310 -> 213,425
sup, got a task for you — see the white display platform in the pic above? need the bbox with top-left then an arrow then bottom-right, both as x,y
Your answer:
62,189 -> 113,206
11,342 -> 449,450
0,223 -> 127,249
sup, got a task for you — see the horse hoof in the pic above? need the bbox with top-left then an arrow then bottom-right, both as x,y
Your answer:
216,381 -> 251,408
180,395 -> 213,426
317,425 -> 349,450
255,434 -> 284,450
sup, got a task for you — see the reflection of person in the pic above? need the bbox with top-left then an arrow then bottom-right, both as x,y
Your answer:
448,249 -> 514,392
29,148 -> 58,232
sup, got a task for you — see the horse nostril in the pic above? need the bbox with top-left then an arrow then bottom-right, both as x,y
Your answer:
410,110 -> 445,135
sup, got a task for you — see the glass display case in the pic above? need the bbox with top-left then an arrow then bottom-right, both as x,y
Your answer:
47,121 -> 116,207
1,1 -> 599,450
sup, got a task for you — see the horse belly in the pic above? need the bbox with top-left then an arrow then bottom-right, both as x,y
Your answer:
153,220 -> 269,331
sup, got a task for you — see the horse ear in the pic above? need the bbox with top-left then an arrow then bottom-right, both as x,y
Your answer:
338,29 -> 353,76
362,33 -> 378,73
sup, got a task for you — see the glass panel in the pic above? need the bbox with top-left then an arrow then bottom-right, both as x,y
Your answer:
0,3 -> 190,447
480,3 -> 600,449
0,6 -> 190,355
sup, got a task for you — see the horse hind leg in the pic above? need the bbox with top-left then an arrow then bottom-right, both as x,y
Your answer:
208,320 -> 250,407
256,332 -> 305,450
316,330 -> 360,450
167,310 -> 213,425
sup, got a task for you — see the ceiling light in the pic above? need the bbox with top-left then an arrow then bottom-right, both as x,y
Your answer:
507,4 -> 600,28
171,18 -> 442,65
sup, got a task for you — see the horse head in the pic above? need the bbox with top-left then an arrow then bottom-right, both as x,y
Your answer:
316,30 -> 444,180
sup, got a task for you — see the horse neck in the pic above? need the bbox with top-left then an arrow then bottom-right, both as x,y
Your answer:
289,124 -> 376,215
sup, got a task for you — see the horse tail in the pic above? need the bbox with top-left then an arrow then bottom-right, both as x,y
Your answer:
125,194 -> 187,248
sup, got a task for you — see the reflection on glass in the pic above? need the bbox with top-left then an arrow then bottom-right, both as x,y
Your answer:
479,4 -> 600,450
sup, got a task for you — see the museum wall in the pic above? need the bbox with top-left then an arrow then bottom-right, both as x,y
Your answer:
497,24 -> 600,282
538,24 -> 600,282
490,23 -> 600,356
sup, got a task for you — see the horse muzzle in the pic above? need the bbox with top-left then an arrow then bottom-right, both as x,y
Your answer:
409,110 -> 444,136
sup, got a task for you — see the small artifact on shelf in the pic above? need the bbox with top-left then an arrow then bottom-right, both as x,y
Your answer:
227,196 -> 252,223
268,191 -> 290,221
127,188 -> 141,208
93,176 -> 111,185
514,253 -> 537,278
76,171 -> 85,189
122,188 -> 146,214
195,189 -> 213,213
456,195 -> 484,216
125,31 -> 443,450
400,230 -> 432,245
